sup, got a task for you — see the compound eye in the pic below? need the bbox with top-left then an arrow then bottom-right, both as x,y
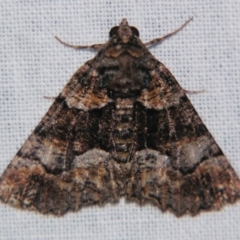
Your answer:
130,27 -> 139,37
109,26 -> 119,37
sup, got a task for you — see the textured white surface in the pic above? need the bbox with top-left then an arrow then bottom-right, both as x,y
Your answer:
0,1 -> 240,239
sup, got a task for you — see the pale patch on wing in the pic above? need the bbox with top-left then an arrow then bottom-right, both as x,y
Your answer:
73,148 -> 110,168
65,86 -> 111,110
15,133 -> 70,173
64,67 -> 111,110
59,64 -> 112,111
137,69 -> 185,110
177,136 -> 211,173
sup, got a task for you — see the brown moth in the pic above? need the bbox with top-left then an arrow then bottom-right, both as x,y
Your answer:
0,18 -> 240,216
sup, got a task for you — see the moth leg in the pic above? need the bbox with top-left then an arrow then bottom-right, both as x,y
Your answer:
184,89 -> 205,95
43,96 -> 56,100
55,36 -> 104,50
144,17 -> 193,47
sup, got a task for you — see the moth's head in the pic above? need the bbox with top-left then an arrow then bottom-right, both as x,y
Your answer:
109,19 -> 139,43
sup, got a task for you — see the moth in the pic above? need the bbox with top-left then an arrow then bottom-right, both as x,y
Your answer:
0,18 -> 240,217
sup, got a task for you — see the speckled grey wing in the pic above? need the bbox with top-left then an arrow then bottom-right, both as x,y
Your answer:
0,63 -> 118,215
126,61 -> 240,216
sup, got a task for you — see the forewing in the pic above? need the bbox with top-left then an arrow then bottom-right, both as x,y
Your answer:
127,61 -> 240,216
0,62 -> 117,215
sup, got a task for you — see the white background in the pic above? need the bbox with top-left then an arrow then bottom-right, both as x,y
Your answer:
0,0 -> 240,239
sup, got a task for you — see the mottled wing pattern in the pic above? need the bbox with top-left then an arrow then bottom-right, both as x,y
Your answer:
1,18 -> 240,217
0,63 -> 118,215
127,61 -> 240,216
